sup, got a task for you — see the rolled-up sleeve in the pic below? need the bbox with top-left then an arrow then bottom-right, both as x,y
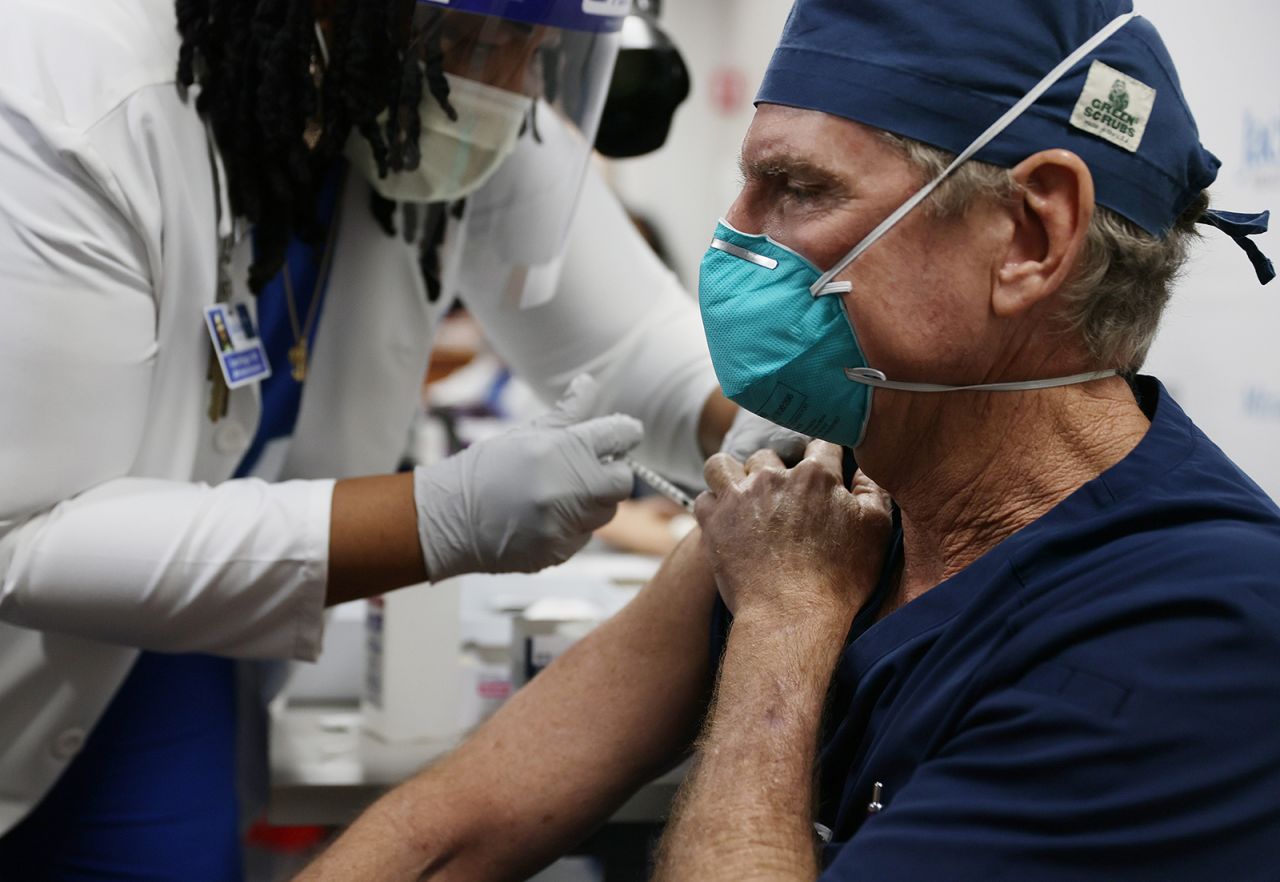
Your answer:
0,478 -> 332,660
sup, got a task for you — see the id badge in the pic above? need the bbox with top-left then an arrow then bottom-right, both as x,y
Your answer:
203,302 -> 272,389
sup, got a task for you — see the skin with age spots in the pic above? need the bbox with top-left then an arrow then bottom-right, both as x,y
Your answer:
695,443 -> 892,623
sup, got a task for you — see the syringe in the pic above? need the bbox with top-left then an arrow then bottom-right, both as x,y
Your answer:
623,456 -> 697,513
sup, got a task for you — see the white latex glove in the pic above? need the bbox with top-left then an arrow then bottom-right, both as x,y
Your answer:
719,407 -> 810,465
414,375 -> 643,581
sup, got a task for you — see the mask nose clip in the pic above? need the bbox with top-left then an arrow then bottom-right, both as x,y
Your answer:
709,237 -> 780,270
845,366 -> 888,383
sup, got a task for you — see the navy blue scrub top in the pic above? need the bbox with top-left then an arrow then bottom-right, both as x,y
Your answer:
711,376 -> 1280,880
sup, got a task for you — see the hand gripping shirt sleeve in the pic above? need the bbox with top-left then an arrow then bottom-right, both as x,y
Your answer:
0,82 -> 331,661
458,160 -> 719,488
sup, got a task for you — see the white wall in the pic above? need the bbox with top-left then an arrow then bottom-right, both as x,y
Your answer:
608,1 -> 1280,500
1134,1 -> 1280,501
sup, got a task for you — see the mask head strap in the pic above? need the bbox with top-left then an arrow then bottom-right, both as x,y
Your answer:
808,12 -> 1138,298
844,367 -> 1117,392
314,21 -> 331,68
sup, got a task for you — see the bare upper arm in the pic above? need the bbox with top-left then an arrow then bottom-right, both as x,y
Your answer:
442,531 -> 718,857
299,531 -> 719,882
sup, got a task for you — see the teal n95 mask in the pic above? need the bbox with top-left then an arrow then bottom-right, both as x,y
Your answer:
699,13 -> 1136,448
345,72 -> 529,204
700,221 -> 876,447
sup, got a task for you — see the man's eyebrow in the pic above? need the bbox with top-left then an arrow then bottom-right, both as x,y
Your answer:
738,152 -> 847,187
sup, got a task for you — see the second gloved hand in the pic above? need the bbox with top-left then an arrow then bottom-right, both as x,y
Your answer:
414,375 -> 643,582
720,407 -> 810,466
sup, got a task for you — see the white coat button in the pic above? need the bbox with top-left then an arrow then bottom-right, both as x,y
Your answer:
213,421 -> 250,455
51,728 -> 87,761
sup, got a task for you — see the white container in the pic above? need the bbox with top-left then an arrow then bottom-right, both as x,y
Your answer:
457,614 -> 515,731
283,598 -> 367,703
362,554 -> 658,741
362,579 -> 461,743
511,598 -> 606,689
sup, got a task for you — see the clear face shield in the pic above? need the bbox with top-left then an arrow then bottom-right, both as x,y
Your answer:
346,0 -> 628,306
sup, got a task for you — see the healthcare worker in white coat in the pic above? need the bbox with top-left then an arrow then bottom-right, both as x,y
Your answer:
0,0 -> 777,877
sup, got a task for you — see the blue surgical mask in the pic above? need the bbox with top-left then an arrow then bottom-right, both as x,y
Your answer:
699,13 -> 1135,448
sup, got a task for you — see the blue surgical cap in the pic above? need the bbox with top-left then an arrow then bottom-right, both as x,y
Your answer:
758,0 -> 1275,282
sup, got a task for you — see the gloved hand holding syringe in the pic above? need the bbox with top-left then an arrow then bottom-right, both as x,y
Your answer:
414,373 -> 700,581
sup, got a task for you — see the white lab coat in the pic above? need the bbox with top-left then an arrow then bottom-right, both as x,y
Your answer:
0,0 -> 716,833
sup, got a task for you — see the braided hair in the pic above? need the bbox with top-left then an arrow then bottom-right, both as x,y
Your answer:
175,0 -> 455,294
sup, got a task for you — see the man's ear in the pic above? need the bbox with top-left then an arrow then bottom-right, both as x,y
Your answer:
993,149 -> 1095,318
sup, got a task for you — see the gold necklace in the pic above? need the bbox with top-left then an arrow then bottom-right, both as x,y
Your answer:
282,188 -> 344,383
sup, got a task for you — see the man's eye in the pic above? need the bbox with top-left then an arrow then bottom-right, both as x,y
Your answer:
782,181 -> 822,203
757,170 -> 821,204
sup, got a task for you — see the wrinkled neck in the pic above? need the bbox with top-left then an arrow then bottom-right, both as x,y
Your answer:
864,376 -> 1150,607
